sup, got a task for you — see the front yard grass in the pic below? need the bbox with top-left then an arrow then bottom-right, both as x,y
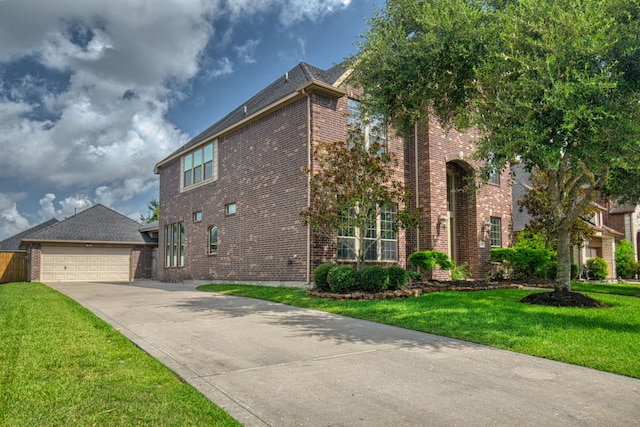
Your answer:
199,282 -> 640,379
0,282 -> 240,427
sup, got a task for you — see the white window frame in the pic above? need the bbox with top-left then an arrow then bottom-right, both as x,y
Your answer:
337,205 -> 398,262
490,217 -> 502,248
165,222 -> 185,267
347,98 -> 386,154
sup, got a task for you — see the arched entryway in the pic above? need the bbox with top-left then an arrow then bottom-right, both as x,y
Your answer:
446,161 -> 478,273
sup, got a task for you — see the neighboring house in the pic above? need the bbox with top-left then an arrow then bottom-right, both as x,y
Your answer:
20,204 -> 158,282
511,164 -> 621,279
154,61 -> 512,285
0,218 -> 59,251
607,203 -> 640,261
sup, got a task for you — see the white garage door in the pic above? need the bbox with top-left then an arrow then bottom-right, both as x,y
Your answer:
40,245 -> 131,282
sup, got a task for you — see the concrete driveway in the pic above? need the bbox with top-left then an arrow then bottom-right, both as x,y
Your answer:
46,280 -> 640,427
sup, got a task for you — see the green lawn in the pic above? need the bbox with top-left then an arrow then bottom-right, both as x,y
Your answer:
199,282 -> 640,379
0,282 -> 240,427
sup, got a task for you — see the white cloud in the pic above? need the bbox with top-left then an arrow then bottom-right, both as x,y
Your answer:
0,192 -> 30,239
234,39 -> 260,64
208,57 -> 233,78
38,193 -> 93,220
0,0 -> 355,239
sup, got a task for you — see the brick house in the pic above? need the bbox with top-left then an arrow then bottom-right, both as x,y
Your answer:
154,62 -> 512,285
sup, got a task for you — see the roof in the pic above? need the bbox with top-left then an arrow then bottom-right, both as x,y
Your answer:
609,202 -> 638,215
22,204 -> 157,245
0,218 -> 59,251
155,61 -> 349,171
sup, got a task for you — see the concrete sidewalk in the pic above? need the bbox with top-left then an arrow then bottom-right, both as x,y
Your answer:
46,280 -> 640,427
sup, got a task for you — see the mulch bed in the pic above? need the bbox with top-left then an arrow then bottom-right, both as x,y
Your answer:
307,279 -> 525,301
307,278 -> 606,308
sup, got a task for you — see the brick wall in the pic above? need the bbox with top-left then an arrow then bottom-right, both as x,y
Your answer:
159,97 -> 312,284
406,116 -> 512,278
131,245 -> 156,279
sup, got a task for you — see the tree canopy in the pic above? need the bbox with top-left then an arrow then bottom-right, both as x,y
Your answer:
349,0 -> 640,292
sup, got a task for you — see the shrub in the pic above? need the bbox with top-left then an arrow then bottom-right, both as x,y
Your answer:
514,231 -> 547,250
313,263 -> 335,292
408,251 -> 453,279
387,266 -> 408,290
535,261 -> 557,280
490,247 -> 553,279
450,263 -> 469,281
358,265 -> 389,292
327,265 -> 356,294
615,240 -> 636,279
586,257 -> 608,281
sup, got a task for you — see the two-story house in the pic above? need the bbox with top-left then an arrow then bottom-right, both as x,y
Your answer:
154,62 -> 512,285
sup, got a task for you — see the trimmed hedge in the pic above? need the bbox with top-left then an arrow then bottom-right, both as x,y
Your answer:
387,266 -> 408,290
408,251 -> 453,279
327,266 -> 356,294
358,266 -> 389,292
490,247 -> 553,279
313,263 -> 335,291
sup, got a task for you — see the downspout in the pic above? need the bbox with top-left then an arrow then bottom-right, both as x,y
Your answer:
414,122 -> 420,250
306,91 -> 312,285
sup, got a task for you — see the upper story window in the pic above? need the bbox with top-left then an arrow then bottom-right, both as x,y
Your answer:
193,211 -> 202,222
347,98 -> 386,154
183,140 -> 218,189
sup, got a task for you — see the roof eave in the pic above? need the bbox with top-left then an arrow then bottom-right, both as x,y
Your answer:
154,80 -> 347,173
21,239 -> 157,246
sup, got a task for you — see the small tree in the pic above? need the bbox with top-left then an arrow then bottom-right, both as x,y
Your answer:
301,127 -> 419,271
140,197 -> 160,224
615,240 -> 636,279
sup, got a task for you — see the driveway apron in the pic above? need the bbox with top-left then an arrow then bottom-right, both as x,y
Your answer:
46,280 -> 640,427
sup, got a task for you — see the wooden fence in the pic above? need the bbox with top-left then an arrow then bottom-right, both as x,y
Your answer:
0,251 -> 28,283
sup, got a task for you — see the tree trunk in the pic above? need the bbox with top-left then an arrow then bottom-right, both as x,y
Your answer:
555,225 -> 572,292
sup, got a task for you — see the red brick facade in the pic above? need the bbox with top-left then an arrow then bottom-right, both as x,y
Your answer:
157,73 -> 512,284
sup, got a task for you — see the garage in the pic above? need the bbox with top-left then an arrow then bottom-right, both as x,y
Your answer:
19,204 -> 158,283
41,245 -> 131,282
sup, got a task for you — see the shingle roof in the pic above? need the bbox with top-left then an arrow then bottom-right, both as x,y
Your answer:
157,61 -> 348,165
23,204 -> 156,244
0,218 -> 59,251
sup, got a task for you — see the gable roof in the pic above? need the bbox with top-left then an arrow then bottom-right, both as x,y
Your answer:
22,204 -> 157,245
155,61 -> 349,171
0,218 -> 59,251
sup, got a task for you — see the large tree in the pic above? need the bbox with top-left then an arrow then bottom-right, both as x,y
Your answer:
349,0 -> 640,296
301,127 -> 419,271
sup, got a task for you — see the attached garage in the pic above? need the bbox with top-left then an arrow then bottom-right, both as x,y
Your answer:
41,245 -> 131,282
20,204 -> 158,283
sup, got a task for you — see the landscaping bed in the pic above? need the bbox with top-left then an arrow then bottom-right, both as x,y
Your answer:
307,279 -> 525,300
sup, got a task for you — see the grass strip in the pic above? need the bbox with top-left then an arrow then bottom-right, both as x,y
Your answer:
0,282 -> 240,427
199,283 -> 640,379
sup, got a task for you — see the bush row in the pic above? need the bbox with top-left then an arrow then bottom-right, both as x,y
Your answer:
313,264 -> 408,294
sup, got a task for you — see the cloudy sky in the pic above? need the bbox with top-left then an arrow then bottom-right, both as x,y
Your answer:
0,0 -> 382,240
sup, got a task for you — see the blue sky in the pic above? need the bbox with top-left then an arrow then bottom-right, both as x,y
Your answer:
0,0 -> 383,240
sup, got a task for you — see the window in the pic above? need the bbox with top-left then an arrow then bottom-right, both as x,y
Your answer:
490,217 -> 502,247
209,226 -> 218,254
337,205 -> 398,262
225,203 -> 237,215
488,170 -> 500,185
347,98 -> 386,153
183,141 -> 218,189
193,211 -> 202,222
165,222 -> 185,267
